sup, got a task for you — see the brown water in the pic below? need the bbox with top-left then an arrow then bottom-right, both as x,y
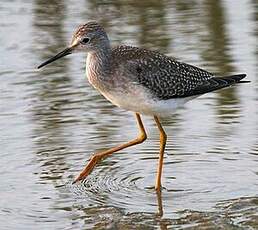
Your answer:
0,0 -> 257,229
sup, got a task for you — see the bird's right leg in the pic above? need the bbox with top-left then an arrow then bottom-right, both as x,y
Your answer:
73,113 -> 147,183
154,116 -> 167,192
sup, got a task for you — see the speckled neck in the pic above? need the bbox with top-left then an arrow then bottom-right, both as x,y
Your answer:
86,42 -> 112,90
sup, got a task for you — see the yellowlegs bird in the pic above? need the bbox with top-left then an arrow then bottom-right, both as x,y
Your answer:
38,21 -> 248,191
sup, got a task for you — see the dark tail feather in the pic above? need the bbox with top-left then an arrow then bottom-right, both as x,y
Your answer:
218,74 -> 250,84
183,74 -> 250,97
209,74 -> 249,91
207,74 -> 250,92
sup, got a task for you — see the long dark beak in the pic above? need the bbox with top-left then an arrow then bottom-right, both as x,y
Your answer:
37,47 -> 73,69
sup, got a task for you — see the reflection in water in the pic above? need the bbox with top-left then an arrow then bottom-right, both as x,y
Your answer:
203,0 -> 234,74
202,0 -> 240,122
252,0 -> 258,78
0,0 -> 257,229
156,190 -> 164,217
32,0 -> 72,185
86,0 -> 170,52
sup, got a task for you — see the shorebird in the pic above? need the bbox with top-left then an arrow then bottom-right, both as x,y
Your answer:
38,21 -> 248,191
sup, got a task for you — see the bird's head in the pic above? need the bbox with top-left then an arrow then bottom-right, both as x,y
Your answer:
38,21 -> 109,69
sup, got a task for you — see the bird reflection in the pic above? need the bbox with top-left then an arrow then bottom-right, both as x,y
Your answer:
156,190 -> 164,217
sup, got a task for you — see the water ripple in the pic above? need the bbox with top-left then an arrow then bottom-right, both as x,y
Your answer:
69,166 -> 158,211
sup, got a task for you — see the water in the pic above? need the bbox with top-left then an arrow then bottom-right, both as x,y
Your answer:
0,0 -> 257,229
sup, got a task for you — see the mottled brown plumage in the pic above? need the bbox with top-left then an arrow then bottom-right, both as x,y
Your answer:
110,45 -> 246,100
72,22 -> 106,40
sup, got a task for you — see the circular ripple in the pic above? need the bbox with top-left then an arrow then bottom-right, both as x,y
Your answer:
68,164 -> 161,213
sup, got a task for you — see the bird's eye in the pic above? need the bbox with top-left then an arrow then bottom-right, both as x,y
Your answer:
82,37 -> 90,44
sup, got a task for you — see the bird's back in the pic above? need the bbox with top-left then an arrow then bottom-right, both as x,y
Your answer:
111,45 -> 247,100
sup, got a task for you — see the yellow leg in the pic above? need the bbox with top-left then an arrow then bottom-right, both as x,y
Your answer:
73,113 -> 147,184
154,116 -> 167,191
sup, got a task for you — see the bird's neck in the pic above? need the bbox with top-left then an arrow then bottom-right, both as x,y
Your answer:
86,46 -> 112,89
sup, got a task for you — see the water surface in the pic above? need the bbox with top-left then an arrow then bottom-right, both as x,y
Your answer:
0,0 -> 257,229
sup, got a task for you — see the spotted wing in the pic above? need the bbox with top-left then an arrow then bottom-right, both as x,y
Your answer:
134,57 -> 214,99
112,46 -> 246,100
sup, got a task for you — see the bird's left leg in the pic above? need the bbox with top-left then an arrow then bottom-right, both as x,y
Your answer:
154,116 -> 167,191
73,113 -> 147,184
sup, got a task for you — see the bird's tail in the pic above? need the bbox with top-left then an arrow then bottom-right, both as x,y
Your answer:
187,74 -> 250,97
216,74 -> 250,84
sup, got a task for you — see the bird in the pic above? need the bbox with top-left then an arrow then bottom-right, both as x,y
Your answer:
38,21 -> 248,191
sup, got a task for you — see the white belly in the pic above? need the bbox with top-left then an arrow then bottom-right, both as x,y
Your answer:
99,87 -> 195,117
